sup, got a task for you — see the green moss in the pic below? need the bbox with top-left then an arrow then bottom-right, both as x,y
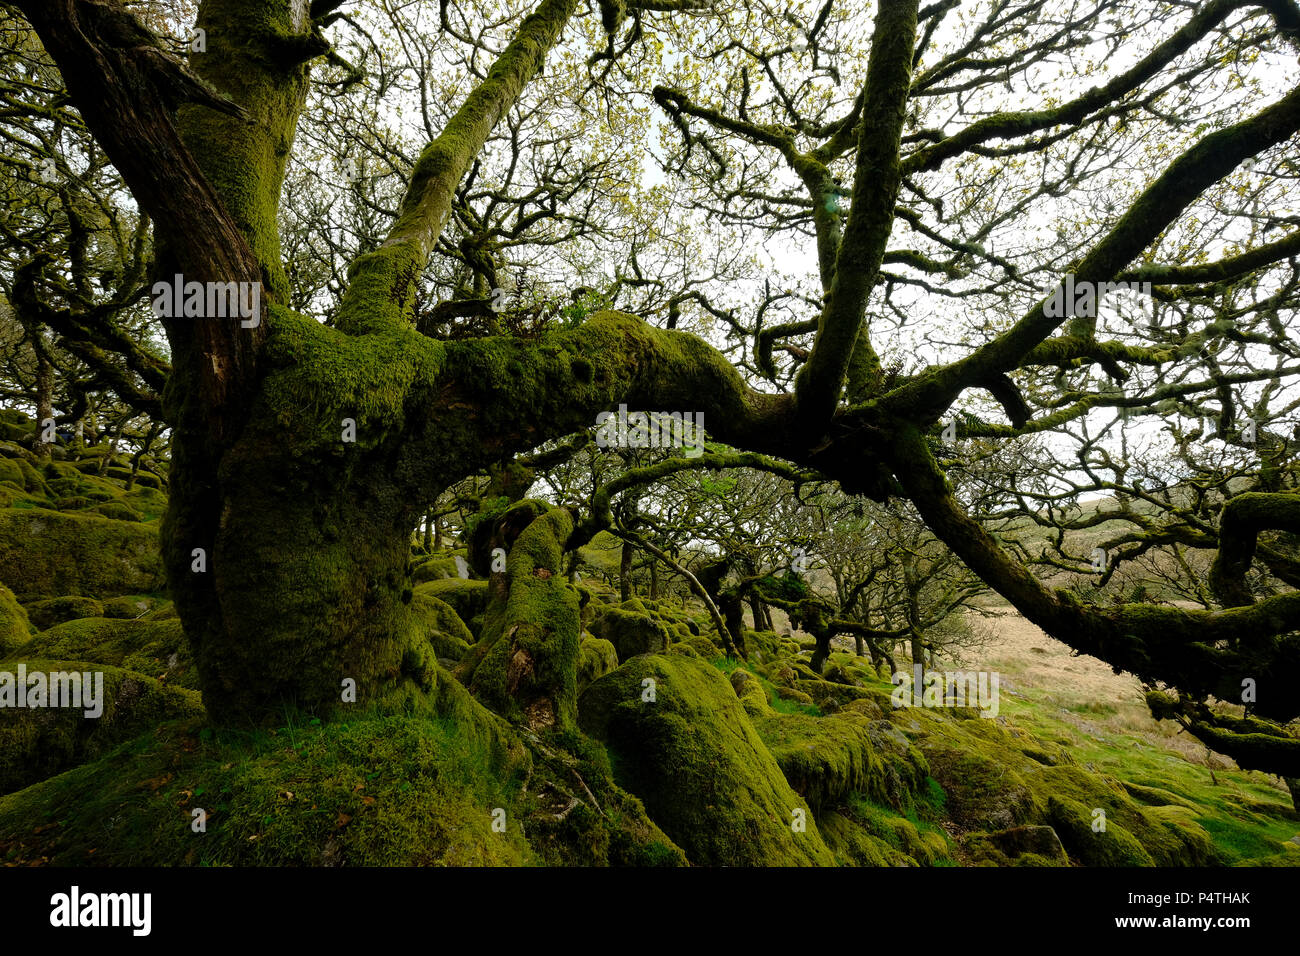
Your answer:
417,579 -> 489,637
0,453 -> 47,495
728,668 -> 773,718
0,583 -> 33,656
517,728 -> 687,867
467,505 -> 581,730
833,793 -> 951,865
88,501 -> 144,522
961,825 -> 1069,866
717,656 -> 822,716
816,808 -> 905,865
743,628 -> 782,663
755,710 -> 931,812
25,595 -> 105,631
1047,796 -> 1154,866
7,617 -> 197,689
589,603 -> 673,662
0,708 -> 532,866
101,595 -> 161,620
578,654 -> 835,866
410,591 -> 474,662
0,659 -> 204,796
577,636 -> 619,694
412,554 -> 461,583
0,507 -> 163,600
0,459 -> 25,488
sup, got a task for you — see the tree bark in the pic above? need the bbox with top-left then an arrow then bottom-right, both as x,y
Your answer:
620,539 -> 635,603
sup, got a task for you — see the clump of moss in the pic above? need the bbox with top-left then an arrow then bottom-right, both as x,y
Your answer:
88,501 -> 144,522
829,793 -> 952,865
101,595 -> 161,620
0,708 -> 533,866
897,705 -> 1221,865
816,808 -> 905,865
756,710 -> 931,812
728,668 -> 773,718
517,728 -> 687,867
1047,796 -> 1154,866
578,654 -> 835,865
411,552 -> 462,583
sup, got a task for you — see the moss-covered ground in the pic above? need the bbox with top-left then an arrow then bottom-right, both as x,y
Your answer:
1,429 -> 1296,866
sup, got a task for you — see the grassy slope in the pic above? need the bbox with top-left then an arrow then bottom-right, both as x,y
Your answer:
934,609 -> 1298,864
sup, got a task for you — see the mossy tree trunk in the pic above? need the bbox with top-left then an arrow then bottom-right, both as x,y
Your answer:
34,348 -> 53,461
619,539 -> 635,603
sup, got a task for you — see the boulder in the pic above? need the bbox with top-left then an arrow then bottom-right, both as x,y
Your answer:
579,654 -> 835,866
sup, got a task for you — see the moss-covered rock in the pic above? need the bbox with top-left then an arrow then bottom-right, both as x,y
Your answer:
676,633 -> 722,659
0,508 -> 164,600
755,710 -> 931,812
743,628 -> 781,663
101,595 -> 161,620
0,706 -> 533,865
6,617 -> 196,689
578,654 -> 835,866
0,458 -> 25,489
416,578 -> 489,638
577,636 -> 619,694
0,410 -> 31,445
410,591 -> 475,661
411,552 -> 462,583
0,583 -> 33,657
0,659 -> 204,796
88,500 -> 144,522
729,668 -> 773,718
0,451 -> 46,496
962,825 -> 1069,866
912,723 -> 1041,830
816,808 -> 905,865
590,603 -> 672,663
825,793 -> 951,865
26,595 -> 105,631
1047,796 -> 1155,866
517,728 -> 687,866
